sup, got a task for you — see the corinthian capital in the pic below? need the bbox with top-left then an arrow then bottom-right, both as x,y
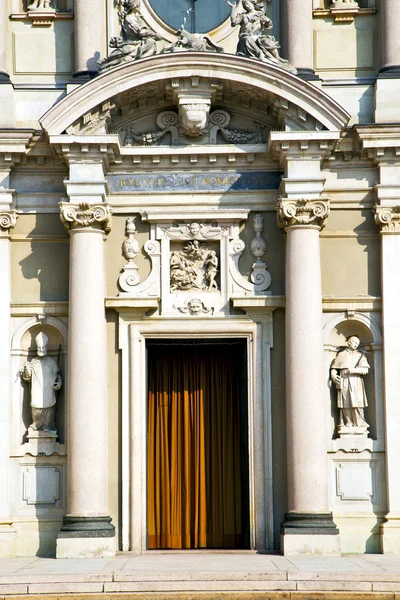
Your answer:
375,206 -> 400,233
0,211 -> 17,234
276,198 -> 330,231
60,202 -> 112,234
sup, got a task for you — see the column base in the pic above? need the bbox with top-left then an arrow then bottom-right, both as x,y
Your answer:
281,512 -> 340,556
56,535 -> 116,558
381,517 -> 400,554
296,68 -> 321,82
56,516 -> 116,558
72,70 -> 99,83
281,533 -> 341,556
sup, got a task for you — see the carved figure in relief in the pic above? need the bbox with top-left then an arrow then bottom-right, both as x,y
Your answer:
170,241 -> 219,292
228,0 -> 297,74
330,335 -> 370,430
22,332 -> 62,433
98,0 -> 161,72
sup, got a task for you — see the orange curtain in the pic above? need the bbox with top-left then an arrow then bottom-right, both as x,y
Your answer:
147,343 -> 247,549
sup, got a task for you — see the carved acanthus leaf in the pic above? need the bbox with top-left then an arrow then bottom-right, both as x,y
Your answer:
60,203 -> 112,234
277,198 -> 330,230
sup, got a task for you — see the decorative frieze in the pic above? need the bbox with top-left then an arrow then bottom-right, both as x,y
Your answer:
0,211 -> 17,234
276,198 -> 330,230
60,203 -> 112,234
375,206 -> 400,233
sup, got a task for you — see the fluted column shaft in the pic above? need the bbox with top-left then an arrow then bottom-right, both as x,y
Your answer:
73,0 -> 104,78
380,0 -> 400,74
283,0 -> 316,80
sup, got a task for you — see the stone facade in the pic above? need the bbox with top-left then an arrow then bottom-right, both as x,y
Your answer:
0,0 -> 399,558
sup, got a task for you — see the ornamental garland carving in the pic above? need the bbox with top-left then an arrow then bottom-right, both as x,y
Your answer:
60,203 -> 112,234
375,206 -> 400,233
0,211 -> 17,233
276,198 -> 330,230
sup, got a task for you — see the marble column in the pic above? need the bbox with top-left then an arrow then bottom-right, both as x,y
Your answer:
0,0 -> 15,127
0,0 -> 10,82
277,199 -> 340,556
283,0 -> 318,81
56,166 -> 115,558
380,0 -> 400,75
375,0 -> 400,122
73,0 -> 104,79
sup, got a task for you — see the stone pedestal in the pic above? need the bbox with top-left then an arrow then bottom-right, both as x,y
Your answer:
56,167 -> 115,558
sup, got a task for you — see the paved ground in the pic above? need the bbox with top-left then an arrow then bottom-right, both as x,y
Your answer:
2,553 -> 400,597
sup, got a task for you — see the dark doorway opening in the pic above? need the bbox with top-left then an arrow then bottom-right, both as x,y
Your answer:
147,338 -> 250,549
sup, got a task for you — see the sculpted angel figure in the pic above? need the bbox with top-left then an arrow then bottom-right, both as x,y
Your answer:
330,335 -> 370,430
228,0 -> 296,73
98,0 -> 161,72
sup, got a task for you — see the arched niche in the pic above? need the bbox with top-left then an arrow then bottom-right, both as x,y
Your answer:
323,313 -> 383,447
11,317 -> 68,448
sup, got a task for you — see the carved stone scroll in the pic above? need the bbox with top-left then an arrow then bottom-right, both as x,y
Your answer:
119,217 -> 140,292
375,206 -> 400,233
0,211 -> 17,234
60,203 -> 112,233
276,198 -> 330,230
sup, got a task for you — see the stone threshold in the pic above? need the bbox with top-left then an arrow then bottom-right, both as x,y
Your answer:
0,593 -> 399,600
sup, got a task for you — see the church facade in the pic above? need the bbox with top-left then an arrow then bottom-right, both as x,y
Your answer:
1,0 -> 400,559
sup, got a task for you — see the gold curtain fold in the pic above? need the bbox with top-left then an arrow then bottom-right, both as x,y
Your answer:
147,343 -> 246,549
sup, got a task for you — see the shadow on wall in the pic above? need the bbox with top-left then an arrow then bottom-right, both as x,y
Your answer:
18,218 -> 69,302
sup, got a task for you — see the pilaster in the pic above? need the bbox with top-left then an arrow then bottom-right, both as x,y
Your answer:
357,125 -> 400,553
271,130 -> 341,556
52,140 -> 116,558
0,134 -> 31,557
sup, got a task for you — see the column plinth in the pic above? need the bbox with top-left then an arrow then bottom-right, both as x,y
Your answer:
277,199 -> 340,556
56,201 -> 115,559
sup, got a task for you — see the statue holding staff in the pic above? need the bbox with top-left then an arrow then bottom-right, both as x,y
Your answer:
22,332 -> 62,433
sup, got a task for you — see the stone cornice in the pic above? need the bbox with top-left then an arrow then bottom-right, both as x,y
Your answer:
277,198 -> 330,231
374,206 -> 400,233
268,131 -> 341,166
0,211 -> 17,235
49,135 -> 121,169
355,125 -> 400,162
0,131 -> 34,168
60,202 -> 112,234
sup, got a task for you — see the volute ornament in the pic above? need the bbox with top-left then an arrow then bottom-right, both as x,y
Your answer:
375,206 -> 400,233
0,211 -> 17,233
277,198 -> 330,230
60,203 -> 112,234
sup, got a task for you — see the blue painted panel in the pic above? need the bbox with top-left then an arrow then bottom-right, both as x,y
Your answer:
148,0 -> 231,33
108,172 -> 281,193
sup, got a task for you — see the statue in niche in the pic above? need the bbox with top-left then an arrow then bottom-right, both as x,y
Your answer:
98,0 -> 161,72
228,0 -> 297,74
170,241 -> 219,292
330,335 -> 370,431
27,0 -> 55,10
22,332 -> 62,433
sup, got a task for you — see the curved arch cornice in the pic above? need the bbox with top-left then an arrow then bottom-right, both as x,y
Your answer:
41,54 -> 350,135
